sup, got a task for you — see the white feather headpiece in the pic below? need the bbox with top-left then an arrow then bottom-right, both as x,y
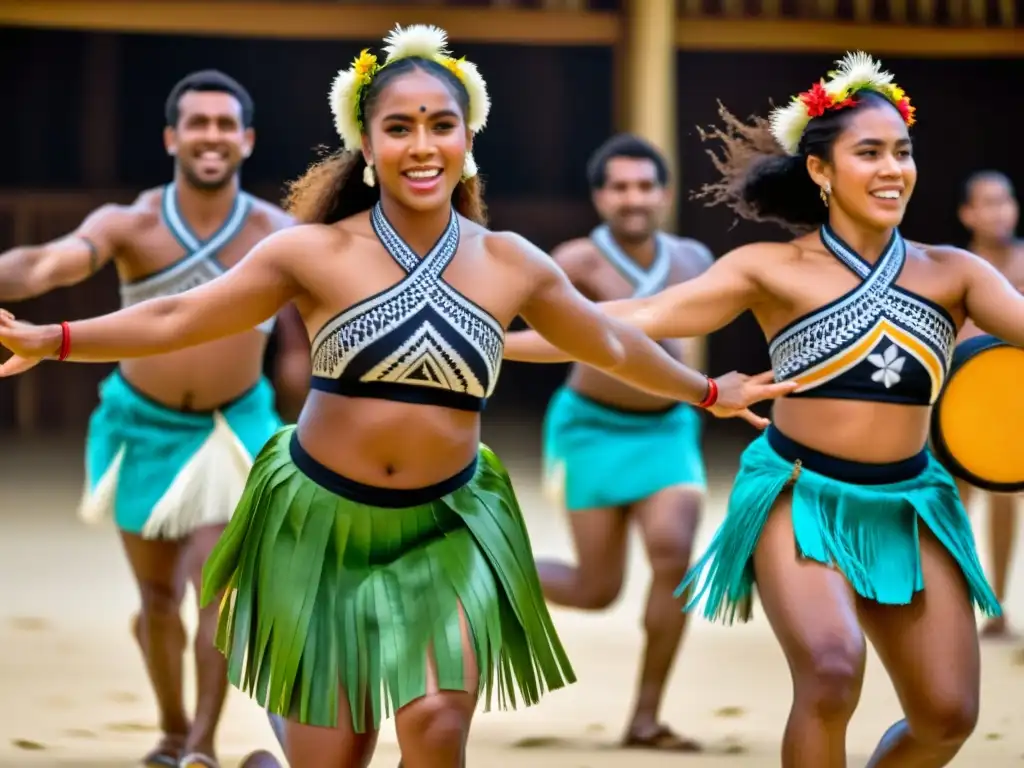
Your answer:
328,24 -> 491,157
768,51 -> 916,156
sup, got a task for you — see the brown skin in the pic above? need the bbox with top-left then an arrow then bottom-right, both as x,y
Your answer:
506,104 -> 1024,767
0,89 -> 309,765
536,154 -> 713,750
955,175 -> 1023,638
0,69 -> 792,768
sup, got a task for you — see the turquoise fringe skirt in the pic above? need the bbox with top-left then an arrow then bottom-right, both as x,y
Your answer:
678,427 -> 1001,624
200,427 -> 575,731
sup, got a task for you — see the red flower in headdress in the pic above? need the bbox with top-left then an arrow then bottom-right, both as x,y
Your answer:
799,82 -> 832,118
896,97 -> 916,126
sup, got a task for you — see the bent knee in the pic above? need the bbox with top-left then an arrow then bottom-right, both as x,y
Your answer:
646,538 -> 695,579
576,577 -> 624,610
401,695 -> 471,752
909,696 -> 979,746
794,641 -> 865,717
137,581 -> 182,619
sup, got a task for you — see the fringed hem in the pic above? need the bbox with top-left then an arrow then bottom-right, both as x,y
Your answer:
676,433 -> 1001,625
201,427 -> 575,731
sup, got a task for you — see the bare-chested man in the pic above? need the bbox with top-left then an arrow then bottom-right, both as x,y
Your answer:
955,170 -> 1022,639
0,70 -> 309,768
537,133 -> 712,752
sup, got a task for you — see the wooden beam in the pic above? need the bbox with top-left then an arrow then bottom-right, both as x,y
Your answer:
3,1 -> 1022,56
674,17 -> 1024,56
0,1 -> 619,45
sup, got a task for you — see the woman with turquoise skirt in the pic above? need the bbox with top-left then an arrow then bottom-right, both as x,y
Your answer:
505,53 -> 1018,767
0,25 -> 792,768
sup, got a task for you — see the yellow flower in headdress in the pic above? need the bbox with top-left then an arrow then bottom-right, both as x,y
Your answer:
439,56 -> 468,84
352,49 -> 378,84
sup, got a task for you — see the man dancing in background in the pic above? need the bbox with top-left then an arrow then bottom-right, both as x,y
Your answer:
537,133 -> 713,751
955,169 -> 1022,639
0,70 -> 308,767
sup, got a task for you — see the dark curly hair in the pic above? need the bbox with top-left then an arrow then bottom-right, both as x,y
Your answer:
696,90 -> 905,233
285,57 -> 487,226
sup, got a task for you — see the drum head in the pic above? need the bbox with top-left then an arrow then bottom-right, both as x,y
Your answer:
932,336 -> 1024,492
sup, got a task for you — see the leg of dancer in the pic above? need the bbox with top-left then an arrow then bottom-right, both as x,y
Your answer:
0,70 -> 308,767
0,26 -> 787,766
955,170 -> 1023,638
536,133 -> 713,750
505,53 -> 1019,767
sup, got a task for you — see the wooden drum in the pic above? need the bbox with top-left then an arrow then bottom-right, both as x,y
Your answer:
931,334 -> 1024,492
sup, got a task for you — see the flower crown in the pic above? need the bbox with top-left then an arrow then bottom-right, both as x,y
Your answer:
328,24 -> 490,166
769,52 -> 916,156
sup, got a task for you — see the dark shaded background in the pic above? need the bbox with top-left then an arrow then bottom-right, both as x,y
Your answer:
0,26 -> 1021,435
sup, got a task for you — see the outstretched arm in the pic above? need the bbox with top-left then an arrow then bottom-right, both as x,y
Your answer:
962,249 -> 1024,345
0,226 -> 309,367
505,234 -> 793,425
0,204 -> 130,301
505,243 -> 762,363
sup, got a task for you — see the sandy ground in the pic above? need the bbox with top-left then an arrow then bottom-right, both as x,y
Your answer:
3,427 -> 1024,767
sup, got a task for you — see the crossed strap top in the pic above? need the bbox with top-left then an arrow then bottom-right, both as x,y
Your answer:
308,203 -> 505,412
769,225 -> 956,406
120,183 -> 275,335
589,224 -> 671,298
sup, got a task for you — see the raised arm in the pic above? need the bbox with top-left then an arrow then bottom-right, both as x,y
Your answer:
502,234 -> 793,425
0,204 -> 130,301
960,248 -> 1024,346
0,225 -> 314,369
505,242 -> 762,363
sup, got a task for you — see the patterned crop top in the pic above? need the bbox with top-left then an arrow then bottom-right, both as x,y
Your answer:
769,225 -> 956,406
309,203 -> 505,412
121,184 -> 275,335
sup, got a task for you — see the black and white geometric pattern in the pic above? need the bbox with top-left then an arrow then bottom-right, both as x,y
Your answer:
311,203 -> 504,399
769,226 -> 955,388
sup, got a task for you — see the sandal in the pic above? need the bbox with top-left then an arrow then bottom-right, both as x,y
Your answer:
622,724 -> 702,752
179,753 -> 220,768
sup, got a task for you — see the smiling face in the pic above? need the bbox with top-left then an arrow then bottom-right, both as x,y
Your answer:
362,66 -> 470,215
164,90 -> 253,191
807,101 -> 916,231
591,156 -> 669,243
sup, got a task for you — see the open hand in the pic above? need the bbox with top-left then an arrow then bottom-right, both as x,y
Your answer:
0,310 -> 61,376
707,370 -> 799,429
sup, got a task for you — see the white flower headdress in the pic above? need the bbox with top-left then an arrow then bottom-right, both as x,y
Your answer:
768,51 -> 916,156
328,24 -> 491,178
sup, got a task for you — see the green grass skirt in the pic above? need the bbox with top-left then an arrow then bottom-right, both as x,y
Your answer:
200,427 -> 575,731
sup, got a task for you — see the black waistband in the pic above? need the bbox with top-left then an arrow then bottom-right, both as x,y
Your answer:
289,431 -> 478,507
310,376 -> 486,412
567,387 -> 680,416
766,425 -> 927,485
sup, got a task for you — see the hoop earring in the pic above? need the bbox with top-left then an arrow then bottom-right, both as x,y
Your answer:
363,164 -> 376,188
820,182 -> 831,207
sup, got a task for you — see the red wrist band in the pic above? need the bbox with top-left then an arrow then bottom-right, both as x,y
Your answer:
697,376 -> 718,408
58,321 -> 71,362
